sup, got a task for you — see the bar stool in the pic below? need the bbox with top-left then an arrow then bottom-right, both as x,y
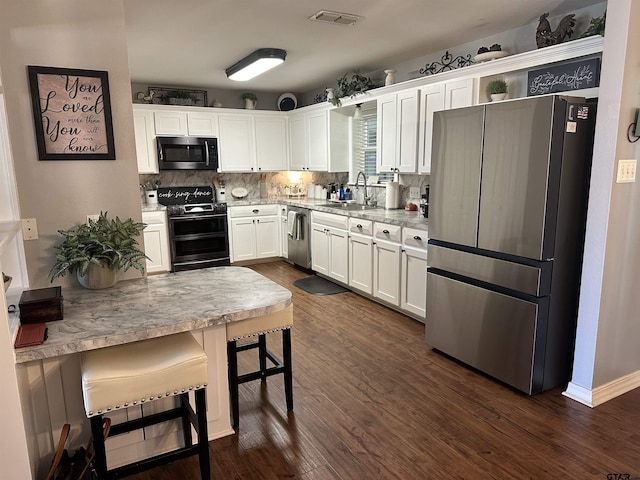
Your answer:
226,304 -> 294,429
80,333 -> 210,479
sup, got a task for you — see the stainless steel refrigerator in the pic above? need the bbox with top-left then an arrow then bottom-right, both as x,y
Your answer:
426,95 -> 596,394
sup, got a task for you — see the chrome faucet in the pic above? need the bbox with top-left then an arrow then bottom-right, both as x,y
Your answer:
356,171 -> 371,206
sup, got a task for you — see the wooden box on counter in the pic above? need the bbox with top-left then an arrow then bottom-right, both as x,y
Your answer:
19,286 -> 63,324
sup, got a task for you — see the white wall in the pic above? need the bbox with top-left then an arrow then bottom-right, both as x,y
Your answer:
567,0 -> 640,404
0,0 -> 142,290
300,3 -> 607,106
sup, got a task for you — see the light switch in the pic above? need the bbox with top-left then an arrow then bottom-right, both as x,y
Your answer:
22,218 -> 38,240
409,187 -> 420,198
616,159 -> 637,183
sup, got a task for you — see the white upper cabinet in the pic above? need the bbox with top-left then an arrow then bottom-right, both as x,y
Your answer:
219,113 -> 288,172
133,107 -> 158,174
288,107 -> 349,172
154,111 -> 188,135
377,89 -> 419,174
307,110 -> 329,171
186,112 -> 219,136
254,115 -> 288,171
218,114 -> 255,172
154,110 -> 219,137
288,113 -> 306,171
418,78 -> 475,174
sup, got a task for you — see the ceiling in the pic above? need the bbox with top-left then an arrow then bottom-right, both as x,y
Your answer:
123,0 -> 599,95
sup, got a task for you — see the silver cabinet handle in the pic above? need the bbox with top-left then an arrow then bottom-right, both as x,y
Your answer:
413,235 -> 422,240
383,229 -> 390,234
357,224 -> 363,229
253,209 -> 259,214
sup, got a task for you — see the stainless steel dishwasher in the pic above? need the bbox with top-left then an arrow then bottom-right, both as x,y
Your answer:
287,206 -> 311,269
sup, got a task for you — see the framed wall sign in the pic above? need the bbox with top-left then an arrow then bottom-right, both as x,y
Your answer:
27,65 -> 116,160
527,58 -> 600,97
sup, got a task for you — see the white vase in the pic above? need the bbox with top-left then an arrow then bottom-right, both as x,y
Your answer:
244,98 -> 256,109
491,93 -> 507,102
384,69 -> 397,86
326,88 -> 335,101
77,263 -> 118,289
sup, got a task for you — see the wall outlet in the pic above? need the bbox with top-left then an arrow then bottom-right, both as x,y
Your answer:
409,187 -> 420,198
22,218 -> 38,240
616,159 -> 637,183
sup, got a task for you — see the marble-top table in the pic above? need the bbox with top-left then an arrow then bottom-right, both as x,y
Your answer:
14,266 -> 292,364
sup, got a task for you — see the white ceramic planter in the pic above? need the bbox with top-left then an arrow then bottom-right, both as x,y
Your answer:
77,263 -> 118,289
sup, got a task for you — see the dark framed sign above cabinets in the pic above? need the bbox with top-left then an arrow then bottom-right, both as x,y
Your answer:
27,65 -> 115,160
527,58 -> 600,97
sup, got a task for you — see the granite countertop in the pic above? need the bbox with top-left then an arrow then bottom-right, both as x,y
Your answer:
225,198 -> 429,230
14,267 -> 291,364
141,204 -> 167,213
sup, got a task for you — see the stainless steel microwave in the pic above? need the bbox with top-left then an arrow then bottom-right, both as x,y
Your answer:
157,136 -> 219,170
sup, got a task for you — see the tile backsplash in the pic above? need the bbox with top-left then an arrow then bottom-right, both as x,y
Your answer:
139,171 -> 429,208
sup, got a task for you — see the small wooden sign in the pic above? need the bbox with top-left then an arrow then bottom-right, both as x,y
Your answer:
527,58 -> 600,96
27,65 -> 115,160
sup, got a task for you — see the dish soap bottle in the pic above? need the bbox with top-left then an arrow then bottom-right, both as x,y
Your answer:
339,184 -> 345,201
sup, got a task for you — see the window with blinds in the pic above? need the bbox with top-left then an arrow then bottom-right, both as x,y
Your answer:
351,114 -> 393,183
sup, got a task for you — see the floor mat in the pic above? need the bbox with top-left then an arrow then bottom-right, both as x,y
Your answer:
293,276 -> 348,295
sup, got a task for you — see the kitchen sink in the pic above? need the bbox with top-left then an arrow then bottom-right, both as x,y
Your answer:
320,202 -> 381,211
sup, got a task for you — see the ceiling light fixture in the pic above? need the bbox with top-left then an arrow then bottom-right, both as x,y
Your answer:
308,10 -> 363,26
226,48 -> 287,81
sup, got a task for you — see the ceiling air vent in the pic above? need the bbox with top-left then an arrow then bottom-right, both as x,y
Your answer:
308,10 -> 363,26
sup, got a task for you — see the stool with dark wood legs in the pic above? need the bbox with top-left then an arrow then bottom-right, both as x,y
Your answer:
80,333 -> 210,479
226,304 -> 293,429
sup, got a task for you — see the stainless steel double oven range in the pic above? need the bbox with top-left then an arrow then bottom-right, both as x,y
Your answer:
157,186 -> 230,271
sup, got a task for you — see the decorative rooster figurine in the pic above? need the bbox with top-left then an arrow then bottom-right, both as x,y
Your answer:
536,12 -> 576,48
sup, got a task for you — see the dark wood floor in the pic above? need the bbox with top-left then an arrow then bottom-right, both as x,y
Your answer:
129,261 -> 640,479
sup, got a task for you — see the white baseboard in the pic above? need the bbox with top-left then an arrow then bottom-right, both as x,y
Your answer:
563,369 -> 640,407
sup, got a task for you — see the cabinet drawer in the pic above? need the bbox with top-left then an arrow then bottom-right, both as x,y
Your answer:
349,218 -> 373,236
402,227 -> 428,249
142,210 -> 167,225
228,204 -> 278,218
373,222 -> 401,242
311,211 -> 348,230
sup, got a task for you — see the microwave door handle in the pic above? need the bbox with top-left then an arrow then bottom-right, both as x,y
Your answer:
204,140 -> 210,166
157,140 -> 163,161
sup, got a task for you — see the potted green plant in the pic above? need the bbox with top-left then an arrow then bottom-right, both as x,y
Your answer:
241,92 -> 258,109
580,11 -> 606,38
486,79 -> 508,102
49,212 -> 148,289
330,70 -> 377,107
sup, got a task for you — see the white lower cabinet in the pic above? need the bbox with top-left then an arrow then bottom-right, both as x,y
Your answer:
311,211 -> 348,284
348,218 -> 373,295
142,210 -> 170,273
373,240 -> 402,306
373,222 -> 402,306
400,227 -> 428,319
280,205 -> 288,258
310,214 -> 427,317
228,205 -> 279,262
